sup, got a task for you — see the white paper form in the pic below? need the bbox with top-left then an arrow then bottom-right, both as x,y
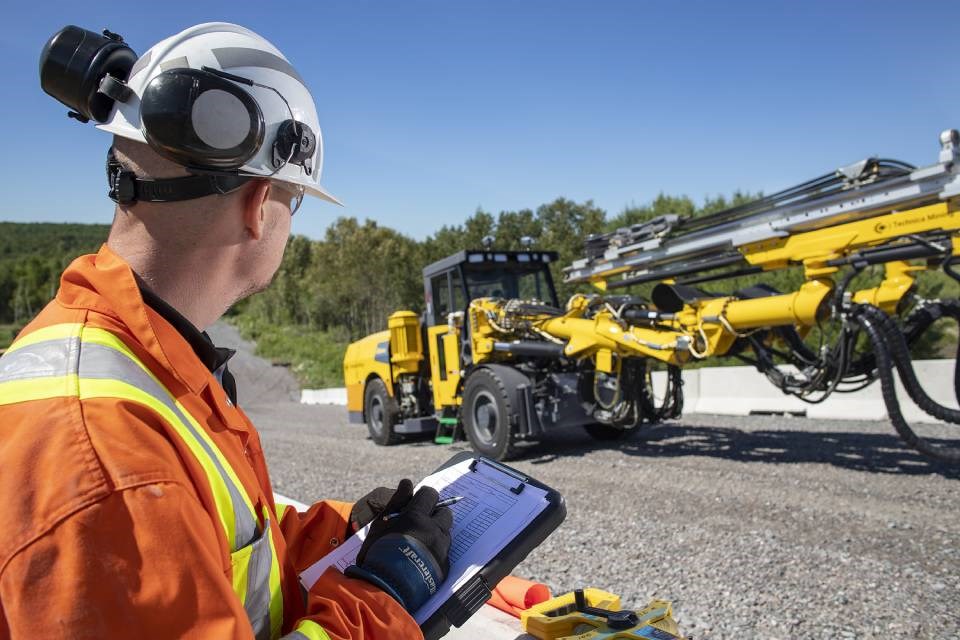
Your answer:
299,458 -> 549,624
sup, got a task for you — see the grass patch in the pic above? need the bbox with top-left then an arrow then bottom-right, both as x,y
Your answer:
231,317 -> 349,388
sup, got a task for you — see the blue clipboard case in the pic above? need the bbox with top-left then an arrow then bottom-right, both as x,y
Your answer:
420,452 -> 566,640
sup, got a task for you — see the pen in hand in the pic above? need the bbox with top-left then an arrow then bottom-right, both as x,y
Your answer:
382,495 -> 464,521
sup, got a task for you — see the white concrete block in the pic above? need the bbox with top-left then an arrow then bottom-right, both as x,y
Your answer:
678,359 -> 954,424
301,387 -> 348,405
299,362 -> 957,423
273,493 -> 309,512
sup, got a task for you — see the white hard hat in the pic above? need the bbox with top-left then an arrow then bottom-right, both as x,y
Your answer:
97,22 -> 339,205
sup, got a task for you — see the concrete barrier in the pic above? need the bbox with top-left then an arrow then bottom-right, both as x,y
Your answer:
652,359 -> 956,423
273,493 -> 309,511
303,359 -> 957,423
301,387 -> 347,405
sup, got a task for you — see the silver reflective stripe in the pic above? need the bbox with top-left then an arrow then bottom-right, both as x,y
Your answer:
159,56 -> 189,72
129,50 -> 152,79
0,334 -> 258,552
0,338 -> 80,382
212,47 -> 305,85
2,332 -> 276,633
77,342 -> 259,550
282,633 -> 310,640
244,521 -> 275,640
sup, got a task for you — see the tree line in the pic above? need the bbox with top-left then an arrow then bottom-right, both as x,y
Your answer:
238,193 -> 771,340
2,191 -> 955,361
0,222 -> 109,325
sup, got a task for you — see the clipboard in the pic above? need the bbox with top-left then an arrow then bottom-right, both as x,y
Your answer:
419,452 -> 566,640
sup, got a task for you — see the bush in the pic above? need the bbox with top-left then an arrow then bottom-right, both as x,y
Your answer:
0,324 -> 22,350
231,316 -> 349,388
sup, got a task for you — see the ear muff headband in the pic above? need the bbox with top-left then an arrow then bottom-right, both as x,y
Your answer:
140,67 -> 266,171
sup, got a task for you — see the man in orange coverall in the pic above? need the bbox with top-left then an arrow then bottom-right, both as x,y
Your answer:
0,22 -> 452,640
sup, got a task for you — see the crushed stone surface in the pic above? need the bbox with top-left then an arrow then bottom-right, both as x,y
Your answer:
224,323 -> 959,639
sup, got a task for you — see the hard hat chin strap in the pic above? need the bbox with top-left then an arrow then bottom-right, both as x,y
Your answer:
106,147 -> 253,205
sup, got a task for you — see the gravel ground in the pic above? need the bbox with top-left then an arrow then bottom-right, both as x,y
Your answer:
243,401 -> 958,640
207,322 -> 300,403
220,324 -> 959,639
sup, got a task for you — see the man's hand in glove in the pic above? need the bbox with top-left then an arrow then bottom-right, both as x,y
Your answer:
344,479 -> 453,613
347,486 -> 397,537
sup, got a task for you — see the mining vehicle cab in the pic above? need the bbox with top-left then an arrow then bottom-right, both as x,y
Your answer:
422,249 -> 560,327
343,248 -> 560,456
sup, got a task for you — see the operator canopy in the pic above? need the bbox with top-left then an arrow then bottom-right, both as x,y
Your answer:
40,23 -> 340,205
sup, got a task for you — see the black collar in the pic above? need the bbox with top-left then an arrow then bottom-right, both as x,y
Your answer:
137,283 -> 238,404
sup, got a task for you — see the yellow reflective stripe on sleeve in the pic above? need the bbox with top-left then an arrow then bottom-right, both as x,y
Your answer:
2,324 -> 286,637
274,502 -> 293,523
0,374 -> 79,406
230,533 -> 256,607
266,508 -> 284,640
4,322 -> 82,353
80,330 -> 282,636
78,377 -> 238,545
81,327 -> 258,525
282,620 -> 332,640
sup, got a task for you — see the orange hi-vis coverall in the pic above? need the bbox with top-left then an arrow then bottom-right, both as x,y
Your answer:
0,245 -> 423,639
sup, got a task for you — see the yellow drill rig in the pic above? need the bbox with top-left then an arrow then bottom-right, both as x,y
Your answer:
344,129 -> 960,462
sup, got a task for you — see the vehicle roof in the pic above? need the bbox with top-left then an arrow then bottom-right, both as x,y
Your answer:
422,249 -> 561,279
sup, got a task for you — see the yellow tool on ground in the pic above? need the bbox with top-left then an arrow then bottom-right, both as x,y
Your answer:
520,588 -> 685,639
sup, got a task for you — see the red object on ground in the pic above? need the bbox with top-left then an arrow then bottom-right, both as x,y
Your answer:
487,576 -> 552,618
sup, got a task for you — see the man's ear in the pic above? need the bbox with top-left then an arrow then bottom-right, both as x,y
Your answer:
243,180 -> 272,240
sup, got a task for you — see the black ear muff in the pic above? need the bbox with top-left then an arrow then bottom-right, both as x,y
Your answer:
140,68 -> 265,171
272,120 -> 316,175
39,26 -> 137,123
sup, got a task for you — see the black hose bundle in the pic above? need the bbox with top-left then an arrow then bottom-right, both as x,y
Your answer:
852,305 -> 960,463
855,304 -> 960,425
739,297 -> 960,462
902,299 -> 960,405
638,363 -> 684,422
584,359 -> 683,429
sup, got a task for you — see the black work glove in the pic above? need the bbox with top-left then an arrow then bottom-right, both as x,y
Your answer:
344,479 -> 454,613
347,486 -> 397,538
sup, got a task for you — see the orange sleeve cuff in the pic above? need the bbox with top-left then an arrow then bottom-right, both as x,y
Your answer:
300,567 -> 423,640
280,499 -> 356,573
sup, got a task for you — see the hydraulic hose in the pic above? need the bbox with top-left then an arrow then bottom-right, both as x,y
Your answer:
902,299 -> 960,405
852,308 -> 960,463
856,304 -> 960,425
641,364 -> 683,422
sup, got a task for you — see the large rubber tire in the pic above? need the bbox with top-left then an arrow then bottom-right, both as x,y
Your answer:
462,368 -> 518,461
364,378 -> 401,446
583,423 -> 632,441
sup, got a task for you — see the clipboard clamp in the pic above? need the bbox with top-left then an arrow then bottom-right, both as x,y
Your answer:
469,457 -> 527,494
441,573 -> 492,627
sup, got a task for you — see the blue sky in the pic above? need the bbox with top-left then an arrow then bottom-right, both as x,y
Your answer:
3,1 -> 958,240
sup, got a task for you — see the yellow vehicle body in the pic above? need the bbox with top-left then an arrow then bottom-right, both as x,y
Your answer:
343,330 -> 392,419
344,311 -> 428,422
343,130 -> 960,463
426,324 -> 462,411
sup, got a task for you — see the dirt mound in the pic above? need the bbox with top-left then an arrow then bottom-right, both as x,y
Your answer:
207,321 -> 300,406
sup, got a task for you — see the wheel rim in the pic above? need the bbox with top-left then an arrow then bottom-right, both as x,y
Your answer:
369,395 -> 384,436
471,390 -> 498,446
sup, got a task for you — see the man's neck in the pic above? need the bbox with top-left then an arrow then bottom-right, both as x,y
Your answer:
107,240 -> 233,330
